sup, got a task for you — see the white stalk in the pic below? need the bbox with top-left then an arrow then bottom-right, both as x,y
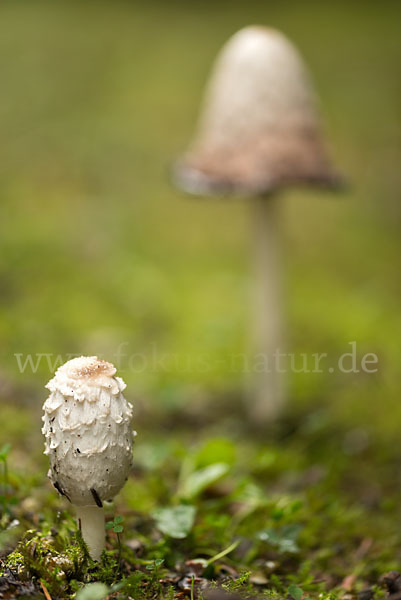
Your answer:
249,195 -> 285,423
76,505 -> 105,561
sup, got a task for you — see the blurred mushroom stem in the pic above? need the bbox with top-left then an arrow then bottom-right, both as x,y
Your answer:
250,195 -> 285,423
76,505 -> 105,561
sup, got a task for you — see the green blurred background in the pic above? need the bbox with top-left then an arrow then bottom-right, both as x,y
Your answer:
0,0 -> 400,452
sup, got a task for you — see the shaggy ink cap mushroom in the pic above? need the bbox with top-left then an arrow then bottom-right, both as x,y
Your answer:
173,26 -> 343,424
42,356 -> 134,560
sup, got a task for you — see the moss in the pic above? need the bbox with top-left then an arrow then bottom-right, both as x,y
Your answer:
3,529 -> 84,598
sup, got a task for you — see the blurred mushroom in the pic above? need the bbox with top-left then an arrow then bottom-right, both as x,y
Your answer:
174,26 -> 342,423
42,356 -> 133,560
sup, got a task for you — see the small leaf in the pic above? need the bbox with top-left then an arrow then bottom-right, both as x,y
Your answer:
114,515 -> 124,524
146,558 -> 164,570
135,440 -> 173,470
0,443 -> 11,462
113,525 -> 123,533
180,463 -> 229,499
288,584 -> 304,600
105,521 -> 114,530
76,582 -> 110,600
258,524 -> 301,554
195,439 -> 236,468
153,504 -> 196,539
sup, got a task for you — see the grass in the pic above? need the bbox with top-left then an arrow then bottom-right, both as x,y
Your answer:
0,0 -> 400,598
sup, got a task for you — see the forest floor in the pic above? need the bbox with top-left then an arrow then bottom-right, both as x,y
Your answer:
1,398 -> 401,599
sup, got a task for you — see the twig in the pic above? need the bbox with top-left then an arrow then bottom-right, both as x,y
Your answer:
40,580 -> 53,600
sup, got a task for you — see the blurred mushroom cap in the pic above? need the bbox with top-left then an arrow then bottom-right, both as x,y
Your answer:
175,26 -> 341,196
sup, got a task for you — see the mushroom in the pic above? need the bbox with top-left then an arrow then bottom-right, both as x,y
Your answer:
173,26 -> 342,424
42,356 -> 133,560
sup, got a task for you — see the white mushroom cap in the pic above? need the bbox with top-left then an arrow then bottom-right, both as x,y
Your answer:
175,26 -> 341,196
42,356 -> 133,507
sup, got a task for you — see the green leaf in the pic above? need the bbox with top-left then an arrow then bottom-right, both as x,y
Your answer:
258,524 -> 302,554
179,462 -> 230,499
146,558 -> 164,570
106,515 -> 124,531
134,440 -> 173,470
0,443 -> 11,462
76,582 -> 110,600
194,439 -> 236,468
153,504 -> 196,539
288,584 -> 304,600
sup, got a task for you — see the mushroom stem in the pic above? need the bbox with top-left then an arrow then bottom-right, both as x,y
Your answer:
76,505 -> 105,561
250,195 -> 285,423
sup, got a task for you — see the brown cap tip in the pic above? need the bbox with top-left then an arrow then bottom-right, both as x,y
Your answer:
58,356 -> 116,380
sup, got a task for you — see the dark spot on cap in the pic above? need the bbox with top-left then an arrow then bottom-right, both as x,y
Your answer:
53,481 -> 71,503
90,488 -> 103,508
